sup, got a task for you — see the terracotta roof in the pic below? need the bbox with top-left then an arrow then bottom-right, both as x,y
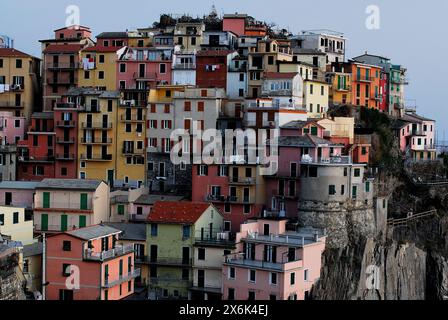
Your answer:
43,44 -> 84,54
264,72 -> 298,79
196,50 -> 236,57
148,201 -> 212,224
82,45 -> 124,53
0,48 -> 32,58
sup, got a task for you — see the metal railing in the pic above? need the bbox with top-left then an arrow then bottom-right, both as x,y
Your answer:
301,155 -> 352,165
56,137 -> 75,144
55,154 -> 76,160
173,63 -> 196,70
122,148 -> 145,155
46,62 -> 79,69
133,72 -> 158,80
80,153 -> 113,161
81,122 -> 112,129
0,101 -> 25,108
84,243 -> 135,262
229,177 -> 256,185
103,268 -> 141,288
56,120 -> 76,127
81,137 -> 112,144
147,257 -> 193,266
224,253 -> 302,271
120,115 -> 145,122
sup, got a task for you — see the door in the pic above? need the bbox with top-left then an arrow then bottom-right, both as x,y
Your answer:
150,245 -> 158,262
243,188 -> 250,203
86,114 -> 92,128
139,64 -> 145,78
79,215 -> 86,228
80,193 -> 88,210
43,192 -> 50,208
61,215 -> 68,232
5,192 -> 12,206
107,170 -> 114,186
102,115 -> 108,128
182,247 -> 190,264
104,265 -> 109,286
232,167 -> 239,183
15,94 -> 21,107
159,162 -> 166,177
198,270 -> 205,288
41,214 -> 48,231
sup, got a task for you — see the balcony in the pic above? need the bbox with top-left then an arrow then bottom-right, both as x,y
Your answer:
0,101 -> 25,108
47,78 -> 76,85
173,62 -> 196,70
229,177 -> 256,185
55,154 -> 76,161
120,115 -> 145,123
18,155 -> 55,163
103,268 -> 141,289
133,72 -> 158,81
46,62 -> 79,70
56,137 -> 75,144
149,276 -> 192,287
194,232 -> 236,248
224,253 -> 302,272
81,105 -> 101,113
206,194 -> 238,203
355,76 -> 375,83
390,77 -> 409,85
334,85 -> 351,92
0,145 -> 17,153
34,200 -> 93,212
81,138 -> 112,145
119,99 -> 146,108
80,153 -> 113,161
56,120 -> 76,128
122,148 -> 145,155
81,122 -> 112,130
84,243 -> 135,262
301,155 -> 352,165
147,257 -> 193,267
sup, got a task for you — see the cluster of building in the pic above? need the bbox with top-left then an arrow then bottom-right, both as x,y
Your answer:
0,10 -> 438,300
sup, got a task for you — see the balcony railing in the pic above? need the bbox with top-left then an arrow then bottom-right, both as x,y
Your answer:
46,62 -> 79,69
55,154 -> 76,161
55,102 -> 77,110
84,243 -> 135,262
82,105 -> 101,113
81,138 -> 112,145
229,177 -> 256,185
34,201 -> 93,211
119,100 -> 146,108
80,153 -> 113,161
0,101 -> 25,108
56,120 -> 76,127
147,257 -> 193,266
0,145 -> 17,153
173,62 -> 196,70
301,155 -> 352,165
120,115 -> 145,122
103,268 -> 141,289
18,155 -> 55,163
133,72 -> 158,80
122,148 -> 145,155
355,76 -> 375,82
47,78 -> 76,85
56,137 -> 75,144
82,122 -> 112,130
224,253 -> 302,271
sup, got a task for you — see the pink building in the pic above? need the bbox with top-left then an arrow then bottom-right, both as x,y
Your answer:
222,218 -> 326,300
46,224 -> 139,300
0,111 -> 26,145
392,112 -> 436,161
0,181 -> 38,209
264,135 -> 343,217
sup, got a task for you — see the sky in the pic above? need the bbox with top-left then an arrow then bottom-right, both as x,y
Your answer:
1,0 -> 447,138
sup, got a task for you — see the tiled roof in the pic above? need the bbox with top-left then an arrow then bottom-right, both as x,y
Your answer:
104,223 -> 146,241
0,181 -> 39,190
264,72 -> 298,79
43,44 -> 84,54
96,32 -> 128,39
403,112 -> 434,123
196,50 -> 236,57
277,135 -> 340,148
148,201 -> 211,224
82,45 -> 124,53
66,225 -> 121,240
36,179 -> 103,191
23,242 -> 43,257
0,48 -> 32,58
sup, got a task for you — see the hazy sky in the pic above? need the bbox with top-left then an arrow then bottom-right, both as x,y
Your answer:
2,0 -> 447,138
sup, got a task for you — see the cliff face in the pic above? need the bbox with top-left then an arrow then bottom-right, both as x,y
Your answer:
312,175 -> 448,300
0,250 -> 26,300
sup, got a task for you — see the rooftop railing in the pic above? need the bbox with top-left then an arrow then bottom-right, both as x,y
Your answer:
84,243 -> 135,262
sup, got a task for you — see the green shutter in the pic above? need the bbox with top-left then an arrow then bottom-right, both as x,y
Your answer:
119,260 -> 123,276
337,76 -> 341,89
41,214 -> 48,231
352,186 -> 357,198
366,182 -> 370,193
311,127 -> 318,136
118,205 -> 125,216
61,215 -> 68,232
43,192 -> 50,209
80,194 -> 88,210
79,216 -> 86,228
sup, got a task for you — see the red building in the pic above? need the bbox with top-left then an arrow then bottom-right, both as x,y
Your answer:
54,97 -> 81,179
196,50 -> 236,89
379,71 -> 389,113
45,225 -> 139,300
17,112 -> 55,181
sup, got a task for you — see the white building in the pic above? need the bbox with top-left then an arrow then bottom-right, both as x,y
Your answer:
296,30 -> 346,64
227,57 -> 248,99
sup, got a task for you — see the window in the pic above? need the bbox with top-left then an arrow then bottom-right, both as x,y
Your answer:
164,104 -> 170,113
329,185 -> 336,196
321,86 -> 325,96
270,273 -> 277,285
16,59 -> 22,68
0,214 -> 4,226
14,119 -> 20,128
117,204 -> 125,216
0,59 -> 3,68
182,269 -> 189,280
184,101 -> 191,112
119,63 -> 126,73
341,185 -> 345,195
229,267 -> 236,279
228,288 -> 235,300
249,269 -> 256,283
248,291 -> 256,300
160,64 -> 166,74
198,248 -> 206,260
268,56 -> 274,65
290,272 -> 296,285
310,84 -> 314,94
99,71 -> 105,79
239,89 -> 244,97
191,37 -> 197,45
304,269 -> 309,281
62,264 -> 71,277
197,101 -> 204,112
13,212 -> 19,224
354,168 -> 361,177
99,55 -> 105,63
366,181 -> 370,193
84,71 -> 90,79
182,225 -> 191,239
198,165 -> 208,176
151,224 -> 158,237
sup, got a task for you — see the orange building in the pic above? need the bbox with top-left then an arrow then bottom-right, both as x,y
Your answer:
46,224 -> 139,300
349,61 -> 381,109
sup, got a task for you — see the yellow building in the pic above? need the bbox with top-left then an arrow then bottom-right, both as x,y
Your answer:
174,21 -> 205,52
278,61 -> 314,81
303,79 -> 330,119
0,206 -> 36,245
117,94 -> 146,188
326,69 -> 352,106
77,90 -> 119,182
0,48 -> 40,119
78,46 -> 126,90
